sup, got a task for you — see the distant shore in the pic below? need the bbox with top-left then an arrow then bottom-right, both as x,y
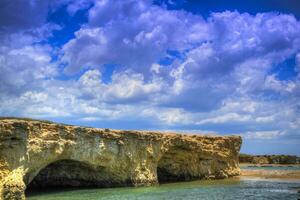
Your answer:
240,163 -> 300,180
239,154 -> 300,164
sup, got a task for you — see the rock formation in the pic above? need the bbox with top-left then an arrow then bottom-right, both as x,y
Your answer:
0,118 -> 242,200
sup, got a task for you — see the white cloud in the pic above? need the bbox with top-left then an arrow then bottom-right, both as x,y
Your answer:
20,91 -> 48,103
244,130 -> 286,140
0,44 -> 57,97
263,74 -> 296,94
79,69 -> 102,88
255,116 -> 275,123
150,63 -> 162,74
62,0 -> 209,74
141,107 -> 191,124
197,113 -> 252,125
0,0 -> 300,152
78,69 -> 164,103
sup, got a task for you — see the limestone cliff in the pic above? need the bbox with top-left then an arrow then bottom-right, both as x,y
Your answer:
0,118 -> 242,200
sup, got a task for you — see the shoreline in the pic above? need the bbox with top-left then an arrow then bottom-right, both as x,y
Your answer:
240,163 -> 300,167
240,163 -> 300,180
240,170 -> 300,180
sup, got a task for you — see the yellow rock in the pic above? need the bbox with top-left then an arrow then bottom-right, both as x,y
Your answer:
0,118 -> 242,200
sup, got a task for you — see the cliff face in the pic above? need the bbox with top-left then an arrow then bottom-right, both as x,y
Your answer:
239,154 -> 300,164
0,118 -> 242,200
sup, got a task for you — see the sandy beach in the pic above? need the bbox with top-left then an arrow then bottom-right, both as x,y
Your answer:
240,163 -> 300,180
241,169 -> 300,180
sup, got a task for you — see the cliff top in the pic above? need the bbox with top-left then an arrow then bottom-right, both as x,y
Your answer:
0,117 -> 240,140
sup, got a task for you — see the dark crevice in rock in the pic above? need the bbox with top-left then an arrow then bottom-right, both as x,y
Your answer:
26,159 -> 132,192
157,148 -> 201,183
157,167 -> 200,183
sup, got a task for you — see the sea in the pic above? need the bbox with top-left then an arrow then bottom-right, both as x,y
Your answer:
27,177 -> 300,200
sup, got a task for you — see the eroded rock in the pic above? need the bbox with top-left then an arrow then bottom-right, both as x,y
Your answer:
0,118 -> 242,200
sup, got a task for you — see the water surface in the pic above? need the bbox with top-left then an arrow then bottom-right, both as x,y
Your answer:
27,178 -> 300,200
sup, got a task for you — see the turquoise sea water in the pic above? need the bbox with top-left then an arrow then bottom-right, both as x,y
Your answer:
27,178 -> 300,200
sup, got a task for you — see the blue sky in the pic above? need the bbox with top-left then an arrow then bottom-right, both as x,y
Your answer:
1,0 -> 300,155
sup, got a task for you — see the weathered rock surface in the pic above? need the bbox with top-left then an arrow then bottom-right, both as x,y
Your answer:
0,118 -> 242,200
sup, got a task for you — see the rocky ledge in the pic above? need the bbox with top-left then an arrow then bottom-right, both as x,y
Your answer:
0,118 -> 242,200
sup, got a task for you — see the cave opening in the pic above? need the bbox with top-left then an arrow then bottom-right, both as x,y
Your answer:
157,148 -> 197,183
25,159 -> 130,196
26,160 -> 103,189
156,147 -> 214,183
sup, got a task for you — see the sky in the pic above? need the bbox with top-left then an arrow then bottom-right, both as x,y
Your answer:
0,0 -> 300,155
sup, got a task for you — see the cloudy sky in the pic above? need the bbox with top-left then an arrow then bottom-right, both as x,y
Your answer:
1,0 -> 300,155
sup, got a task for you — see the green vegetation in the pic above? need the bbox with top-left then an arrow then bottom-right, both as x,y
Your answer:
239,153 -> 300,164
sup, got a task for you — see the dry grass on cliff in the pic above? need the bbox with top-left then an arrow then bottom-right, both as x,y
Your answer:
0,117 -> 57,124
0,117 -> 240,140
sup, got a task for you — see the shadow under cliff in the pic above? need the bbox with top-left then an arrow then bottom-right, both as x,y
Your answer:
25,159 -> 132,196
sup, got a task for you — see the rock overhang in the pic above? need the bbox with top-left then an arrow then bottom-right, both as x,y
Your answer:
0,118 -> 242,200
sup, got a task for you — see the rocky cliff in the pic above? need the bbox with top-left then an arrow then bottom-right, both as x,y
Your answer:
0,118 -> 242,200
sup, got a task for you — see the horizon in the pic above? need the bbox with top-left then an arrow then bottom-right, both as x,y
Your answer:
1,0 -> 300,156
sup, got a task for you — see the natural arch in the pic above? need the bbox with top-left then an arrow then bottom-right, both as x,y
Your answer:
0,118 -> 242,200
157,147 -> 215,183
25,159 -> 132,192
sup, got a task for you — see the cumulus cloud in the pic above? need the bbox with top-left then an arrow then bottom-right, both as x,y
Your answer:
0,0 -> 300,151
61,0 -> 208,74
77,69 -> 164,103
244,130 -> 287,140
197,113 -> 252,125
0,44 -> 57,96
60,4 -> 300,115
